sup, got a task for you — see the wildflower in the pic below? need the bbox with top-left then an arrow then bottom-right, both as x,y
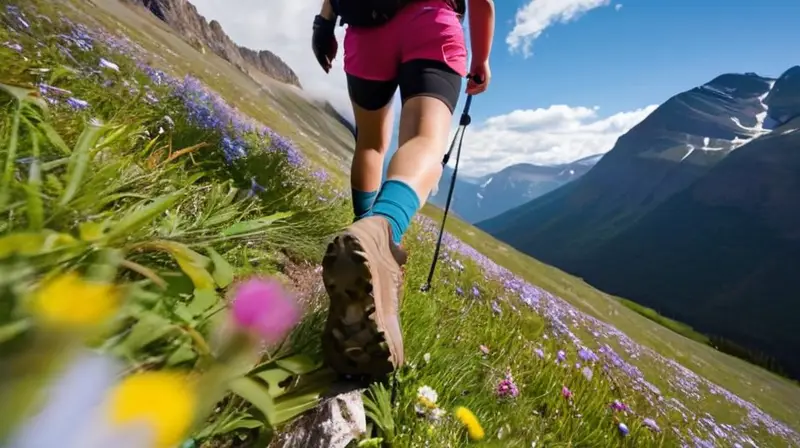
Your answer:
471,284 -> 480,297
561,386 -> 573,400
415,386 -> 444,421
416,386 -> 438,410
534,347 -> 545,359
99,58 -> 120,72
67,97 -> 89,110
610,400 -> 628,412
642,417 -> 660,432
578,347 -> 597,363
429,408 -> 446,422
618,422 -> 629,436
491,300 -> 502,315
423,353 -> 431,364
556,350 -> 566,363
454,407 -> 484,441
7,353 -> 122,447
230,278 -> 301,344
108,371 -> 196,448
479,344 -> 490,355
497,370 -> 520,399
455,286 -> 463,296
3,41 -> 23,52
581,366 -> 593,381
28,272 -> 120,329
16,16 -> 30,29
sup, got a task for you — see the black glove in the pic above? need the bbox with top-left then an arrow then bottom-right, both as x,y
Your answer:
312,15 -> 338,73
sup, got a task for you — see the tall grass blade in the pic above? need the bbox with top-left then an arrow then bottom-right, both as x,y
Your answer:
104,191 -> 185,242
58,119 -> 106,207
25,130 -> 43,230
221,211 -> 293,237
0,104 -> 22,210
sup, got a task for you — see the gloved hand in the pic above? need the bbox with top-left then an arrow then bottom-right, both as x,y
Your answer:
312,15 -> 338,74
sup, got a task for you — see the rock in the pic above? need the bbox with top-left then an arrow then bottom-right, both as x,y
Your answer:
268,382 -> 368,448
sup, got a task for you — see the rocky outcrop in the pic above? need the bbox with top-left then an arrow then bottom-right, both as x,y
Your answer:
124,0 -> 301,87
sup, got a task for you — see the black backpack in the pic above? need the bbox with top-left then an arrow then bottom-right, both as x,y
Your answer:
332,0 -> 465,28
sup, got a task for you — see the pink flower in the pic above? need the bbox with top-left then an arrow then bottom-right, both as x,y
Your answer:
231,278 -> 300,343
496,370 -> 519,399
479,345 -> 490,355
561,385 -> 573,400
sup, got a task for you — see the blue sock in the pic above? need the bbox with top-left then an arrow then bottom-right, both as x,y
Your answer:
352,188 -> 378,221
371,180 -> 420,245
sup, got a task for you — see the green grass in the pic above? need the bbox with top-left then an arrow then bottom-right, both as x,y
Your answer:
423,203 -> 800,433
1,1 -> 799,448
615,298 -> 710,345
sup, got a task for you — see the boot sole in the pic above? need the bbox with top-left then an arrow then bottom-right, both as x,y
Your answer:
321,229 -> 400,379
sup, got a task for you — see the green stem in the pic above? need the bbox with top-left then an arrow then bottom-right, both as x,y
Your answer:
0,104 -> 22,210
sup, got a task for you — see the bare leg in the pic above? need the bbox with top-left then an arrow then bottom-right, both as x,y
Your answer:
350,100 -> 395,192
387,95 -> 453,203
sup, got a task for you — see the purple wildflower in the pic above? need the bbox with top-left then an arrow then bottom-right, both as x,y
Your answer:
642,418 -> 660,432
3,42 -> 23,52
618,422 -> 629,436
534,348 -> 545,359
561,385 -> 573,400
491,300 -> 502,315
66,97 -> 89,110
496,370 -> 520,399
556,350 -> 566,363
471,284 -> 480,297
99,58 -> 120,72
610,400 -> 628,412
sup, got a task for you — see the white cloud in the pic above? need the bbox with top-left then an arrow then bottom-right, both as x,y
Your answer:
615,4 -> 623,11
189,0 -> 353,118
507,0 -> 612,57
457,104 -> 658,177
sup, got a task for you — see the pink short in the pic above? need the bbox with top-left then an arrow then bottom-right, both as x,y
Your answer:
343,0 -> 468,81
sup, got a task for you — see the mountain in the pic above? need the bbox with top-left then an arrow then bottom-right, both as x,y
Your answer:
123,0 -> 300,87
479,67 -> 800,378
429,154 -> 603,223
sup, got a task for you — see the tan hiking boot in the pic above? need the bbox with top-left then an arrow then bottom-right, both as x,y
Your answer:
321,216 -> 408,379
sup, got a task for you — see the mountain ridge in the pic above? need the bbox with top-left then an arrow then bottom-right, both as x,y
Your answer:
479,66 -> 800,379
123,0 -> 301,87
430,154 -> 603,223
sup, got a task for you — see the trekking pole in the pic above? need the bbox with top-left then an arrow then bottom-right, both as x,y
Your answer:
420,93 -> 474,292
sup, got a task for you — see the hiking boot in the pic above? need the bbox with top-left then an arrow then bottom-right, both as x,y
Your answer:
321,216 -> 408,379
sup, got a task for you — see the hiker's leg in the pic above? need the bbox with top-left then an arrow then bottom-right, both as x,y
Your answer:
342,20 -> 400,221
347,76 -> 397,220
370,2 -> 467,244
372,60 -> 463,244
321,16 -> 407,379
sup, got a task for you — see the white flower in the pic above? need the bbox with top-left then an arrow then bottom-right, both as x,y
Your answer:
428,408 -> 446,422
423,353 -> 431,364
417,385 -> 438,405
99,58 -> 120,72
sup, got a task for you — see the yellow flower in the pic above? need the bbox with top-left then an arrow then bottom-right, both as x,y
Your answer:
29,272 -> 120,328
108,371 -> 197,448
454,406 -> 485,441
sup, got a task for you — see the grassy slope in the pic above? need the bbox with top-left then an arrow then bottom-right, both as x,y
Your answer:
4,1 -> 798,446
81,0 -> 800,436
89,0 -> 355,183
421,204 -> 800,430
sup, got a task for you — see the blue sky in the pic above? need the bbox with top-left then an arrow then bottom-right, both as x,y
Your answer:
467,0 -> 799,125
194,0 -> 800,176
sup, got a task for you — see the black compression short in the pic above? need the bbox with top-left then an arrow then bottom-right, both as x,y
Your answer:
346,59 -> 463,113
